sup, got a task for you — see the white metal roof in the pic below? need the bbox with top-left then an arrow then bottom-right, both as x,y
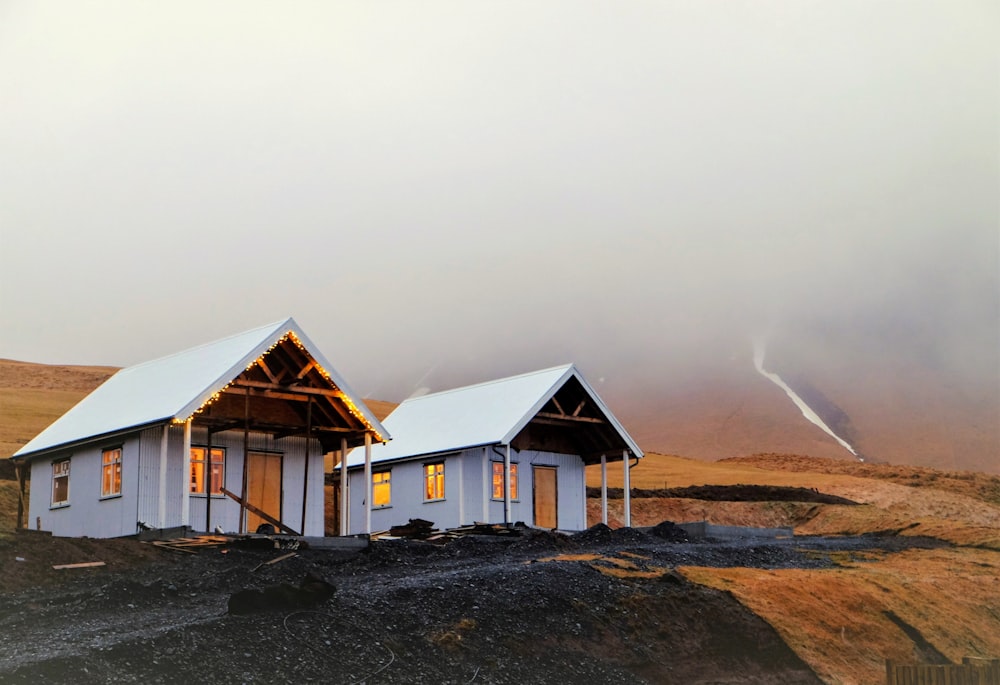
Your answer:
345,364 -> 642,468
14,317 -> 387,459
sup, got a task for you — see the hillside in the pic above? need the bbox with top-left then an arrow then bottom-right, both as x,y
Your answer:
4,356 -> 997,474
2,358 -> 998,683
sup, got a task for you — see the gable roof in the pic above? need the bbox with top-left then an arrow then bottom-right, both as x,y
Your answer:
13,318 -> 388,460
344,364 -> 642,468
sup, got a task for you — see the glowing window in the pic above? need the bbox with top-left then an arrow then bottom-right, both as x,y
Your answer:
491,462 -> 518,500
372,470 -> 391,507
190,447 -> 225,495
52,459 -> 70,506
424,462 -> 445,501
101,448 -> 122,497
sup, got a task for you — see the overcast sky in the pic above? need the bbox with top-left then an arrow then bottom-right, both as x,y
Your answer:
1,1 -> 997,401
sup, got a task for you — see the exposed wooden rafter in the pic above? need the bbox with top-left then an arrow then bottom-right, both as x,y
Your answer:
533,411 -> 605,424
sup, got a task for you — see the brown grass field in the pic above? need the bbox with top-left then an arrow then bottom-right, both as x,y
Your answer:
2,358 -> 999,684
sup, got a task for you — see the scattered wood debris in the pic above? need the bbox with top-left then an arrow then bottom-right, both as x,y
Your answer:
145,535 -> 231,555
372,520 -> 523,543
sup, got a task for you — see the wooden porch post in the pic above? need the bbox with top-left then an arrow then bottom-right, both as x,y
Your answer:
204,428 -> 212,534
600,453 -> 608,525
622,449 -> 631,528
14,462 -> 26,530
158,424 -> 169,528
300,398 -> 312,536
181,419 -> 192,528
239,386 -> 250,534
504,443 -> 512,525
363,432 -> 372,535
339,437 -> 348,536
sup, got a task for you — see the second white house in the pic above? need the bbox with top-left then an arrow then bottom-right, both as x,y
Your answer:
339,364 -> 642,534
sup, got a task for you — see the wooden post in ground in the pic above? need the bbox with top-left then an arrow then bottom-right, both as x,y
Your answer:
622,449 -> 631,528
363,432 -> 372,535
600,454 -> 608,525
339,437 -> 348,536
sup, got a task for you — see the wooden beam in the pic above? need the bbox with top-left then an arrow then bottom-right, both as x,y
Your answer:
550,396 -> 567,416
220,487 -> 301,536
232,380 -> 345,399
295,361 -> 317,380
533,412 -> 605,424
572,399 -> 587,417
257,358 -> 281,384
14,462 -> 26,530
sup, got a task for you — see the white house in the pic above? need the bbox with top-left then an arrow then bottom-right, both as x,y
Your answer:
11,318 -> 388,539
339,365 -> 642,535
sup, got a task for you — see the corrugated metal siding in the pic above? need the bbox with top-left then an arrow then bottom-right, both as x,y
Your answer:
485,450 -> 587,531
347,448 -> 588,534
137,426 -> 163,529
29,435 -> 146,538
348,452 -> 464,534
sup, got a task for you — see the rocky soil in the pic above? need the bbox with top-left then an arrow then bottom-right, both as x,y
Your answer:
0,524 -> 946,684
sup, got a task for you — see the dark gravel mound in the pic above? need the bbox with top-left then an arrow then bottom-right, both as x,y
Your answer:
572,523 -> 656,546
649,520 -> 690,542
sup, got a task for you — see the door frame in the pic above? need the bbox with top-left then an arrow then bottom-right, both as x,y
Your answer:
532,465 -> 558,529
246,451 -> 283,532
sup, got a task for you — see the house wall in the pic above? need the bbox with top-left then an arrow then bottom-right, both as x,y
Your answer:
27,435 -> 144,538
346,447 -> 587,534
27,426 -> 326,538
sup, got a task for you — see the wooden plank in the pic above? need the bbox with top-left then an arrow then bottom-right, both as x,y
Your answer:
149,541 -> 199,555
252,551 -> 298,572
220,487 -> 300,536
534,411 -> 604,424
53,561 -> 106,570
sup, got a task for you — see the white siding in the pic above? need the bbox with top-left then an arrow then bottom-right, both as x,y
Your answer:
346,447 -> 588,534
28,435 -> 143,538
28,426 -> 327,538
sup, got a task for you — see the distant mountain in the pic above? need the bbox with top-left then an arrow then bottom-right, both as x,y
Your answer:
607,345 -> 999,474
3,353 -> 996,474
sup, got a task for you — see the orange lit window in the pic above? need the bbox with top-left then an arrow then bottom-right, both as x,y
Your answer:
190,447 -> 225,495
101,448 -> 122,497
373,471 -> 391,507
491,462 -> 518,500
424,462 -> 445,501
52,459 -> 70,506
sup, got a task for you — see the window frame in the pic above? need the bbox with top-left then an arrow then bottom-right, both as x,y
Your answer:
100,446 -> 123,499
372,469 -> 392,508
423,461 -> 445,502
189,446 -> 226,496
491,461 -> 519,501
51,458 -> 71,508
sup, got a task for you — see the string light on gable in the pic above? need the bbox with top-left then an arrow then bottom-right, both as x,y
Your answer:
172,330 -> 384,442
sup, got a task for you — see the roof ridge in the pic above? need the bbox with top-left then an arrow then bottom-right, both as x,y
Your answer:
401,364 -> 574,403
118,318 -> 291,373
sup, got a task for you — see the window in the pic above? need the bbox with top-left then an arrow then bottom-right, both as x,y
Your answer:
372,470 -> 391,507
492,462 -> 518,500
51,459 -> 70,506
101,447 -> 122,498
190,447 -> 225,495
424,462 -> 445,501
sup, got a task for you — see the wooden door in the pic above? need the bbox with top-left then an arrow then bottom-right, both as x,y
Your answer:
533,466 -> 558,529
246,452 -> 282,533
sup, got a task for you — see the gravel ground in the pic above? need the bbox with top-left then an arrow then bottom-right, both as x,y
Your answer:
0,525 -> 946,684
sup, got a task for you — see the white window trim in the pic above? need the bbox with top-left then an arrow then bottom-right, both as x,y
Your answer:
51,458 -> 71,509
423,461 -> 446,502
490,461 -> 520,502
372,469 -> 392,509
189,446 -> 226,497
100,446 -> 123,500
